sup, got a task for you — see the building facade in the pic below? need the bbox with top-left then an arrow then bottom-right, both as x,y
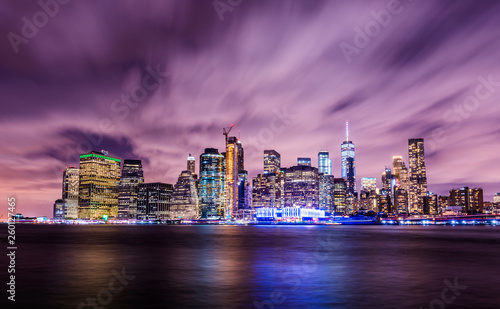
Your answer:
117,159 -> 144,219
283,165 -> 319,208
199,148 -> 225,219
78,151 -> 121,219
62,166 -> 79,219
170,170 -> 199,219
264,150 -> 281,174
318,151 -> 332,175
408,138 -> 427,213
137,182 -> 173,220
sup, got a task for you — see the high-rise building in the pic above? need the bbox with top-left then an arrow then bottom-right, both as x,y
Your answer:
399,163 -> 410,191
237,171 -> 252,213
297,157 -> 312,167
62,167 -> 79,219
137,182 -> 173,220
199,148 -> 225,219
493,193 -> 500,204
283,165 -> 319,208
170,170 -> 199,219
438,196 -> 449,213
392,156 -> 404,184
319,174 -> 335,212
341,122 -> 356,196
53,199 -> 65,220
225,136 -> 239,218
237,140 -> 244,172
318,151 -> 332,175
253,172 -> 283,209
381,168 -> 392,193
424,192 -> 438,215
118,159 -> 144,219
408,138 -> 427,213
449,187 -> 484,214
264,150 -> 281,174
333,178 -> 347,214
394,188 -> 408,214
78,151 -> 121,219
187,154 -> 196,178
361,177 -> 377,192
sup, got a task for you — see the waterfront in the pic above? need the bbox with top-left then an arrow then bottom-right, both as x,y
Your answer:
5,225 -> 500,308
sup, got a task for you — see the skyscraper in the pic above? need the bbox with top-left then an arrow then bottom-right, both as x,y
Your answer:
199,148 -> 225,219
318,151 -> 332,175
392,156 -> 404,185
361,177 -> 377,192
449,187 -> 484,214
170,170 -> 199,219
264,150 -> 281,174
62,166 -> 79,219
137,182 -> 173,220
187,154 -> 196,178
78,151 -> 121,219
118,159 -> 144,219
408,138 -> 427,213
283,165 -> 319,208
341,122 -> 356,196
53,199 -> 65,220
225,136 -> 240,218
319,174 -> 335,212
333,178 -> 347,214
252,172 -> 283,208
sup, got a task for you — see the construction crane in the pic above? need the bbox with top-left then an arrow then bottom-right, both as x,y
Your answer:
223,124 -> 235,144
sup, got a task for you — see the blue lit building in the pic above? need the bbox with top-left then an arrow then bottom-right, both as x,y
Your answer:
318,151 -> 332,175
341,122 -> 356,196
198,148 -> 225,219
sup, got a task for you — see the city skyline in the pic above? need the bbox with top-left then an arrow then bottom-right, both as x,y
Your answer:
1,0 -> 500,218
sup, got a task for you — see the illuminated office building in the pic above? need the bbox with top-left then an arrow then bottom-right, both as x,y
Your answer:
199,148 -> 225,219
394,188 -> 408,214
137,182 -> 173,220
252,172 -> 283,208
408,138 -> 427,213
381,168 -> 392,193
237,140 -> 244,172
318,151 -> 332,175
361,177 -> 377,192
341,122 -> 356,196
78,151 -> 121,219
237,171 -> 252,217
187,154 -> 196,179
392,156 -> 403,184
424,192 -> 438,215
378,192 -> 392,213
333,178 -> 347,214
319,174 -> 335,212
225,136 -> 240,218
283,165 -> 319,208
493,193 -> 500,204
399,163 -> 410,191
170,170 -> 199,219
53,199 -> 65,220
118,159 -> 144,219
438,196 -> 449,213
264,150 -> 281,174
450,187 -> 483,214
297,157 -> 312,167
62,166 -> 79,219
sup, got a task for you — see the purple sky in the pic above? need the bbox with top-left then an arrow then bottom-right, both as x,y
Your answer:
1,0 -> 499,217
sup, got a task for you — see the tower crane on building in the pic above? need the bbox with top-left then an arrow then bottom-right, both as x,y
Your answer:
223,124 -> 235,144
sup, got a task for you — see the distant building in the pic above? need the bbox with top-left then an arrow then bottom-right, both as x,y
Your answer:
318,151 -> 332,175
394,188 -> 408,214
225,136 -> 240,218
424,192 -> 438,215
438,196 -> 449,213
264,150 -> 281,174
118,159 -> 144,219
198,148 -> 225,219
187,154 -> 196,179
283,165 -> 319,208
297,157 -> 312,167
62,167 -> 79,219
252,172 -> 283,208
449,187 -> 484,214
319,174 -> 335,212
170,170 -> 199,219
341,122 -> 356,196
408,138 -> 427,213
361,177 -> 377,192
53,199 -> 65,220
137,182 -> 173,220
333,178 -> 347,214
494,193 -> 500,204
78,151 -> 121,219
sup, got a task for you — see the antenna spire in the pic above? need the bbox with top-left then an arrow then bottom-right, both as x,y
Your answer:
346,121 -> 349,142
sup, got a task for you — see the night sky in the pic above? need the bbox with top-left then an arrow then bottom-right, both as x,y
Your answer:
1,0 -> 499,217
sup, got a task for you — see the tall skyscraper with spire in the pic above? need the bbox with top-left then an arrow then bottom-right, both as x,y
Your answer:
408,138 -> 428,213
341,122 -> 356,196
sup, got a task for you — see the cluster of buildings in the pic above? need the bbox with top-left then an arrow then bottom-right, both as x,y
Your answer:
53,123 -> 498,221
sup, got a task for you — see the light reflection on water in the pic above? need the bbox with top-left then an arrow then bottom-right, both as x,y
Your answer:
10,225 -> 500,308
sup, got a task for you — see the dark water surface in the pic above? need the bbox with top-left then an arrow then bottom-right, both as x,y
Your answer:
3,224 -> 500,308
